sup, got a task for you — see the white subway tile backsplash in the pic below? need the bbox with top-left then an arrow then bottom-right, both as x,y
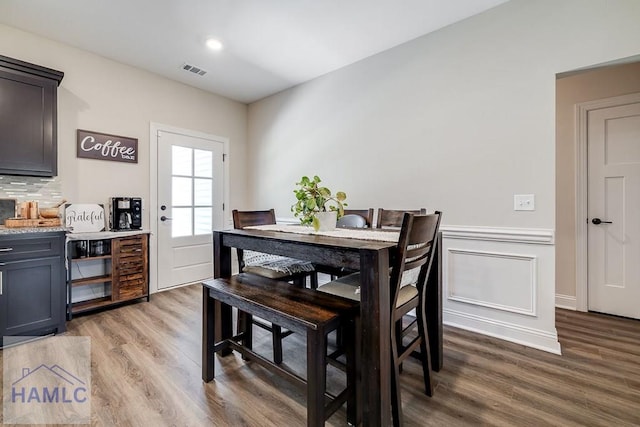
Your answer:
0,175 -> 62,205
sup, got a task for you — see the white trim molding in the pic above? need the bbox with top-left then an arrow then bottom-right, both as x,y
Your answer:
555,294 -> 577,310
575,92 -> 640,312
444,309 -> 562,355
442,225 -> 554,245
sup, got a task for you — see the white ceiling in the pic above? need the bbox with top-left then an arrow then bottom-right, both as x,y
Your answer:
0,0 -> 509,103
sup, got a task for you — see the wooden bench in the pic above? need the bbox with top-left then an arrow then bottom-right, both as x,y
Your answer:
202,273 -> 358,427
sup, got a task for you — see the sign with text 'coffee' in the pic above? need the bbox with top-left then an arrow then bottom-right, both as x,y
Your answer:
76,129 -> 138,163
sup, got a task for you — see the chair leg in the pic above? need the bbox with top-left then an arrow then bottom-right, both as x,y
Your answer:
243,313 -> 253,352
417,299 -> 433,397
390,323 -> 404,427
309,272 -> 318,290
395,319 -> 404,373
335,326 -> 344,348
345,319 -> 357,426
272,324 -> 284,364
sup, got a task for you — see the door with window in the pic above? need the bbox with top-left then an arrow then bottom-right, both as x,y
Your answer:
157,130 -> 224,290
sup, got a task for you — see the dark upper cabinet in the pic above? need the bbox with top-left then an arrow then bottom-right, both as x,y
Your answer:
0,55 -> 64,177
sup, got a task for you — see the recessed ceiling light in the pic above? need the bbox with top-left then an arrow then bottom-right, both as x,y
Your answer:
205,38 -> 223,51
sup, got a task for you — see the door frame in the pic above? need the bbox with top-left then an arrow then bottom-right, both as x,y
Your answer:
149,122 -> 229,294
575,92 -> 640,311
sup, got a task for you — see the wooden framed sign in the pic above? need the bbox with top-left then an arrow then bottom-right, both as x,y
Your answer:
65,204 -> 106,233
77,129 -> 138,163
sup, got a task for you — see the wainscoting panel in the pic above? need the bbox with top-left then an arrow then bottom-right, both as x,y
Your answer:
447,248 -> 537,316
276,219 -> 561,354
442,226 -> 561,354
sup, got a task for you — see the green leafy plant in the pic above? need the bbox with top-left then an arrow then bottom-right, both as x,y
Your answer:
291,175 -> 347,227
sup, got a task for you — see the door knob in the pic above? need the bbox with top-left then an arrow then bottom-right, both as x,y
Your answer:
591,218 -> 612,225
160,215 -> 172,222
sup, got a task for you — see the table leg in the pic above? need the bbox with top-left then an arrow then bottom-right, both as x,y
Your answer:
202,287 -> 216,381
213,231 -> 232,278
213,231 -> 233,357
359,248 -> 391,427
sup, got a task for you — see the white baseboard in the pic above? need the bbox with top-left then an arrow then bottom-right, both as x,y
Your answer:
444,308 -> 562,355
555,294 -> 577,310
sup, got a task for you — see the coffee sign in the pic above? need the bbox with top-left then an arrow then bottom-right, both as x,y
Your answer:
77,129 -> 138,163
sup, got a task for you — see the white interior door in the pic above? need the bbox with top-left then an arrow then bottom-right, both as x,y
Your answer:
587,100 -> 640,319
156,130 -> 224,290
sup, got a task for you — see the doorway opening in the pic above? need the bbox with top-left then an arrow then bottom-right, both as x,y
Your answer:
555,58 -> 640,319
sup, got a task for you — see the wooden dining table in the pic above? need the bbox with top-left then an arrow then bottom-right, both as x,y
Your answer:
203,227 -> 442,426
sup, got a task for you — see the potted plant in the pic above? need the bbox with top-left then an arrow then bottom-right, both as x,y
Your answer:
291,175 -> 347,231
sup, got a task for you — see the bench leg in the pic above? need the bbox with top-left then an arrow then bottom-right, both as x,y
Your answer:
307,329 -> 327,427
219,301 -> 233,357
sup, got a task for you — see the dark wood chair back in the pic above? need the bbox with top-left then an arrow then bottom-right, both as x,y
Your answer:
391,212 -> 441,301
343,209 -> 374,228
376,208 -> 427,228
232,209 -> 276,228
232,209 -> 277,272
389,211 -> 441,426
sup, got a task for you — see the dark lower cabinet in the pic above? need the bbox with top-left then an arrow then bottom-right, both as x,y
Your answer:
0,231 -> 66,347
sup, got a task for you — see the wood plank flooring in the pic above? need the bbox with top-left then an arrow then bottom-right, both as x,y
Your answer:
2,284 -> 639,426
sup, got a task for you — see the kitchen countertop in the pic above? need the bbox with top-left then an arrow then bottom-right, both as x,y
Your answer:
0,226 -> 68,236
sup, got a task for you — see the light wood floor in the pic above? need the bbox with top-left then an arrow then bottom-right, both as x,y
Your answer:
2,284 -> 639,426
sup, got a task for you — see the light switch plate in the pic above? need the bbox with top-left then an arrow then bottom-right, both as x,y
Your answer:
514,194 -> 535,211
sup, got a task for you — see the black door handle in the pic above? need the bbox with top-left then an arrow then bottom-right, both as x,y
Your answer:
592,218 -> 612,225
160,215 -> 172,222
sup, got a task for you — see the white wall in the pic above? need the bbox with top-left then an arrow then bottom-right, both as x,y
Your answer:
0,24 -> 249,224
247,0 -> 640,353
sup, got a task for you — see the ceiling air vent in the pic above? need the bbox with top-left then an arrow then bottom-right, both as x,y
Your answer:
181,63 -> 207,76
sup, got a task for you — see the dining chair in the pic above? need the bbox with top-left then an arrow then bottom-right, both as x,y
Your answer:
342,208 -> 374,228
336,214 -> 367,228
315,212 -> 369,281
317,211 -> 442,427
232,209 -> 318,364
376,208 -> 427,228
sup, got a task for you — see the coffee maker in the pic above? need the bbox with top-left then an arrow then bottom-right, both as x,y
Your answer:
110,197 -> 142,231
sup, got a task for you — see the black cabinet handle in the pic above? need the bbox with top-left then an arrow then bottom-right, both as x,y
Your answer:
592,218 -> 613,225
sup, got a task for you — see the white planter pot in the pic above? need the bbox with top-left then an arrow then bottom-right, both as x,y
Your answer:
313,211 -> 337,231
